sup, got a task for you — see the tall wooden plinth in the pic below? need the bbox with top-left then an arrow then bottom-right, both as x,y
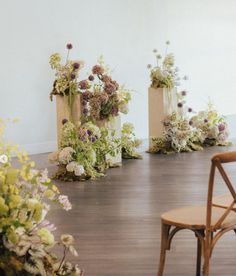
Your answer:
148,87 -> 177,148
56,95 -> 81,147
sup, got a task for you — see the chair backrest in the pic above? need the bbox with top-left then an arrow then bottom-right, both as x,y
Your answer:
206,151 -> 236,231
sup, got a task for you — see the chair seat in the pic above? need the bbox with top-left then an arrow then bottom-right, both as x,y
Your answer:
161,205 -> 236,230
213,193 -> 236,211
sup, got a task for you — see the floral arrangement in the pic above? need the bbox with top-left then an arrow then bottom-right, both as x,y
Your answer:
121,123 -> 142,159
49,120 -> 120,181
49,43 -> 84,101
191,104 -> 230,146
149,99 -> 231,154
0,120 -> 83,275
147,41 -> 188,89
80,56 -> 131,122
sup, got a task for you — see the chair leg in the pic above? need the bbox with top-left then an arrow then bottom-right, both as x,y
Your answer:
157,223 -> 171,276
196,237 -> 202,276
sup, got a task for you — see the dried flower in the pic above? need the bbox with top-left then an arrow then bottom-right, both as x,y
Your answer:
181,90 -> 187,96
188,108 -> 193,113
92,65 -> 104,75
73,62 -> 80,70
78,80 -> 89,90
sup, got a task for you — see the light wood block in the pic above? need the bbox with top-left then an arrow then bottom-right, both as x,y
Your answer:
148,87 -> 177,148
56,94 -> 81,147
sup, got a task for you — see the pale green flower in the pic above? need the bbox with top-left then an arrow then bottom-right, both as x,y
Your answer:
37,228 -> 55,245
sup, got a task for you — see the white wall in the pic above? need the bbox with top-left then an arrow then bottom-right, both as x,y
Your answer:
0,0 -> 235,154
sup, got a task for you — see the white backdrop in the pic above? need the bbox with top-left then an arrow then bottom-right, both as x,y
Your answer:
0,0 -> 236,153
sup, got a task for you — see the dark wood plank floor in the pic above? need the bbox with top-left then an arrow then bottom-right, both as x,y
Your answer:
31,143 -> 236,276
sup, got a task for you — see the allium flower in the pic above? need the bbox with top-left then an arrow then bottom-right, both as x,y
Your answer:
82,107 -> 89,115
177,102 -> 183,108
188,107 -> 193,113
70,73 -> 76,80
66,43 -> 73,50
181,90 -> 187,96
0,154 -> 8,164
82,90 -> 92,101
204,119 -> 208,123
58,195 -> 72,211
73,62 -> 80,70
189,120 -> 193,125
88,75 -> 95,81
78,80 -> 89,90
62,118 -> 68,125
92,65 -> 104,75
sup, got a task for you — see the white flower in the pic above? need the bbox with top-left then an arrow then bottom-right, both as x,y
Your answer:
61,234 -> 74,246
0,154 -> 8,164
24,257 -> 46,276
74,165 -> 85,176
66,162 -> 85,176
59,195 -> 72,211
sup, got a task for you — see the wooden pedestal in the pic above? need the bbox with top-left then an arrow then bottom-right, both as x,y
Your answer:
56,94 -> 81,147
148,87 -> 177,148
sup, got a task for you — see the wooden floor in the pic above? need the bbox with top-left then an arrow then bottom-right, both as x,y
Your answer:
32,143 -> 236,276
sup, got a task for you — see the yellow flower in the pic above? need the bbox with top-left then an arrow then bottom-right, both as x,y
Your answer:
9,195 -> 23,209
37,228 -> 55,245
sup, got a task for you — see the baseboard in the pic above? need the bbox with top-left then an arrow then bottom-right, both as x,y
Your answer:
19,140 -> 57,155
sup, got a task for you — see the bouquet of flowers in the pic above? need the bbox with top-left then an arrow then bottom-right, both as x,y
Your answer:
49,43 -> 84,101
80,57 -> 131,122
0,120 -> 83,275
121,123 -> 142,159
49,120 -> 120,181
147,41 -> 188,89
191,104 -> 230,146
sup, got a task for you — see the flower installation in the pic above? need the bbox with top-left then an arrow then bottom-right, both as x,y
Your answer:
49,120 -> 120,181
149,92 -> 231,154
80,56 -> 131,123
49,44 -> 139,181
121,123 -> 142,159
0,120 -> 83,275
147,41 -> 188,90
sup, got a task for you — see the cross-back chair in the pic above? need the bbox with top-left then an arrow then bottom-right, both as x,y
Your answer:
157,151 -> 236,276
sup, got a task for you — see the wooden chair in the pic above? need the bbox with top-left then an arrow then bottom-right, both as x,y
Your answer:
157,151 -> 236,276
